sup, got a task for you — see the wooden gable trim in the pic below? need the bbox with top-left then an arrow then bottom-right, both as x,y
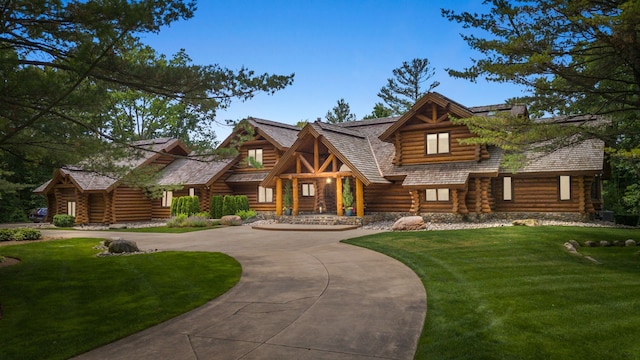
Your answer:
379,92 -> 475,143
261,125 -> 317,187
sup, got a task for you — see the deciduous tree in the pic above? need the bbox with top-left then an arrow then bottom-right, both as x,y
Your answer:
0,0 -> 293,202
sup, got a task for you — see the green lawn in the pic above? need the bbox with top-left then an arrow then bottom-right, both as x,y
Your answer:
0,238 -> 241,360
344,226 -> 640,360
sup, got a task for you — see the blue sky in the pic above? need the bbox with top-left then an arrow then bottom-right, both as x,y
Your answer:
142,0 -> 526,141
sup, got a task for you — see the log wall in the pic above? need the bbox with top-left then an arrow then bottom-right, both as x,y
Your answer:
493,175 -> 595,213
88,193 -> 106,223
112,186 -> 152,222
236,141 -> 279,171
398,122 -> 481,165
364,183 -> 412,213
230,183 -> 276,212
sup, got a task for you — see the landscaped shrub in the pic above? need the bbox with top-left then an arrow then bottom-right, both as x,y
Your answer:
166,214 -> 188,228
210,195 -> 223,219
53,214 -> 75,227
12,228 -> 42,241
222,195 -> 249,216
222,195 -> 236,216
171,196 -> 201,217
236,209 -> 257,220
166,213 -> 212,228
184,214 -> 209,227
0,229 -> 14,241
0,228 -> 42,241
237,195 -> 250,212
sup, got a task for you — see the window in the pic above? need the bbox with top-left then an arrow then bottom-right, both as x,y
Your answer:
189,188 -> 195,197
247,148 -> 263,165
426,188 -> 450,202
67,201 -> 76,216
426,132 -> 450,155
162,191 -> 173,207
559,176 -> 571,200
302,183 -> 315,197
258,186 -> 273,203
503,177 -> 513,201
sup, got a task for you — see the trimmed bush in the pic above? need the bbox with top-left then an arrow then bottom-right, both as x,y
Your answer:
0,228 -> 42,241
53,214 -> 75,227
210,195 -> 223,219
222,195 -> 235,216
0,229 -> 14,242
13,229 -> 42,241
222,195 -> 249,216
237,195 -> 250,212
171,196 -> 201,217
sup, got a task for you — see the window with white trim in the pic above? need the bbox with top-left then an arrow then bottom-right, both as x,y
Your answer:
302,183 -> 315,197
247,148 -> 263,165
426,132 -> 450,155
426,188 -> 450,202
162,191 -> 173,207
559,176 -> 571,200
258,186 -> 273,203
67,201 -> 76,216
503,177 -> 513,201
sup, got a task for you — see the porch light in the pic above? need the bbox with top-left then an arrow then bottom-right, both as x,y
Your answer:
326,178 -> 332,184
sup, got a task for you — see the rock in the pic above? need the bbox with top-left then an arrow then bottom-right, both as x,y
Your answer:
584,241 -> 597,247
512,219 -> 541,226
221,215 -> 243,226
108,223 -> 128,229
108,239 -> 140,253
392,216 -> 426,231
103,237 -> 121,248
625,239 -> 637,247
564,242 -> 578,253
568,240 -> 581,248
600,240 -> 611,247
613,240 -> 625,247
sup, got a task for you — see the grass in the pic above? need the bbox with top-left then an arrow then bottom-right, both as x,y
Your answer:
0,238 -> 241,360
344,226 -> 640,360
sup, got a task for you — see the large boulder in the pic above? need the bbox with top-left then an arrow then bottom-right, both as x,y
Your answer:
512,219 -> 541,227
625,239 -> 637,247
221,215 -> 243,226
108,239 -> 140,253
392,216 -> 426,231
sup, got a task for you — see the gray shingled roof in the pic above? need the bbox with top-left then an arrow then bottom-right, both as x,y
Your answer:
511,138 -> 604,174
158,154 -> 235,186
310,121 -> 390,185
249,118 -> 300,149
35,138 -> 187,193
226,171 -> 270,183
391,147 -> 503,187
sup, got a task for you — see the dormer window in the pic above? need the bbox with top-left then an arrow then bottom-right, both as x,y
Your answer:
247,149 -> 263,166
426,132 -> 450,155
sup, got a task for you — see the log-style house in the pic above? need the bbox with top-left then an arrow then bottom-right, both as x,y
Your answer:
36,92 -> 606,224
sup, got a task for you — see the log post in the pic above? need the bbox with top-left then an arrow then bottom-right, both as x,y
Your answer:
336,176 -> 343,216
452,189 -> 459,214
292,177 -> 299,216
275,178 -> 282,216
356,177 -> 364,217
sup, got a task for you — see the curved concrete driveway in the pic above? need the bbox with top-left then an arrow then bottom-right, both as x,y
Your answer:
43,226 -> 426,360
